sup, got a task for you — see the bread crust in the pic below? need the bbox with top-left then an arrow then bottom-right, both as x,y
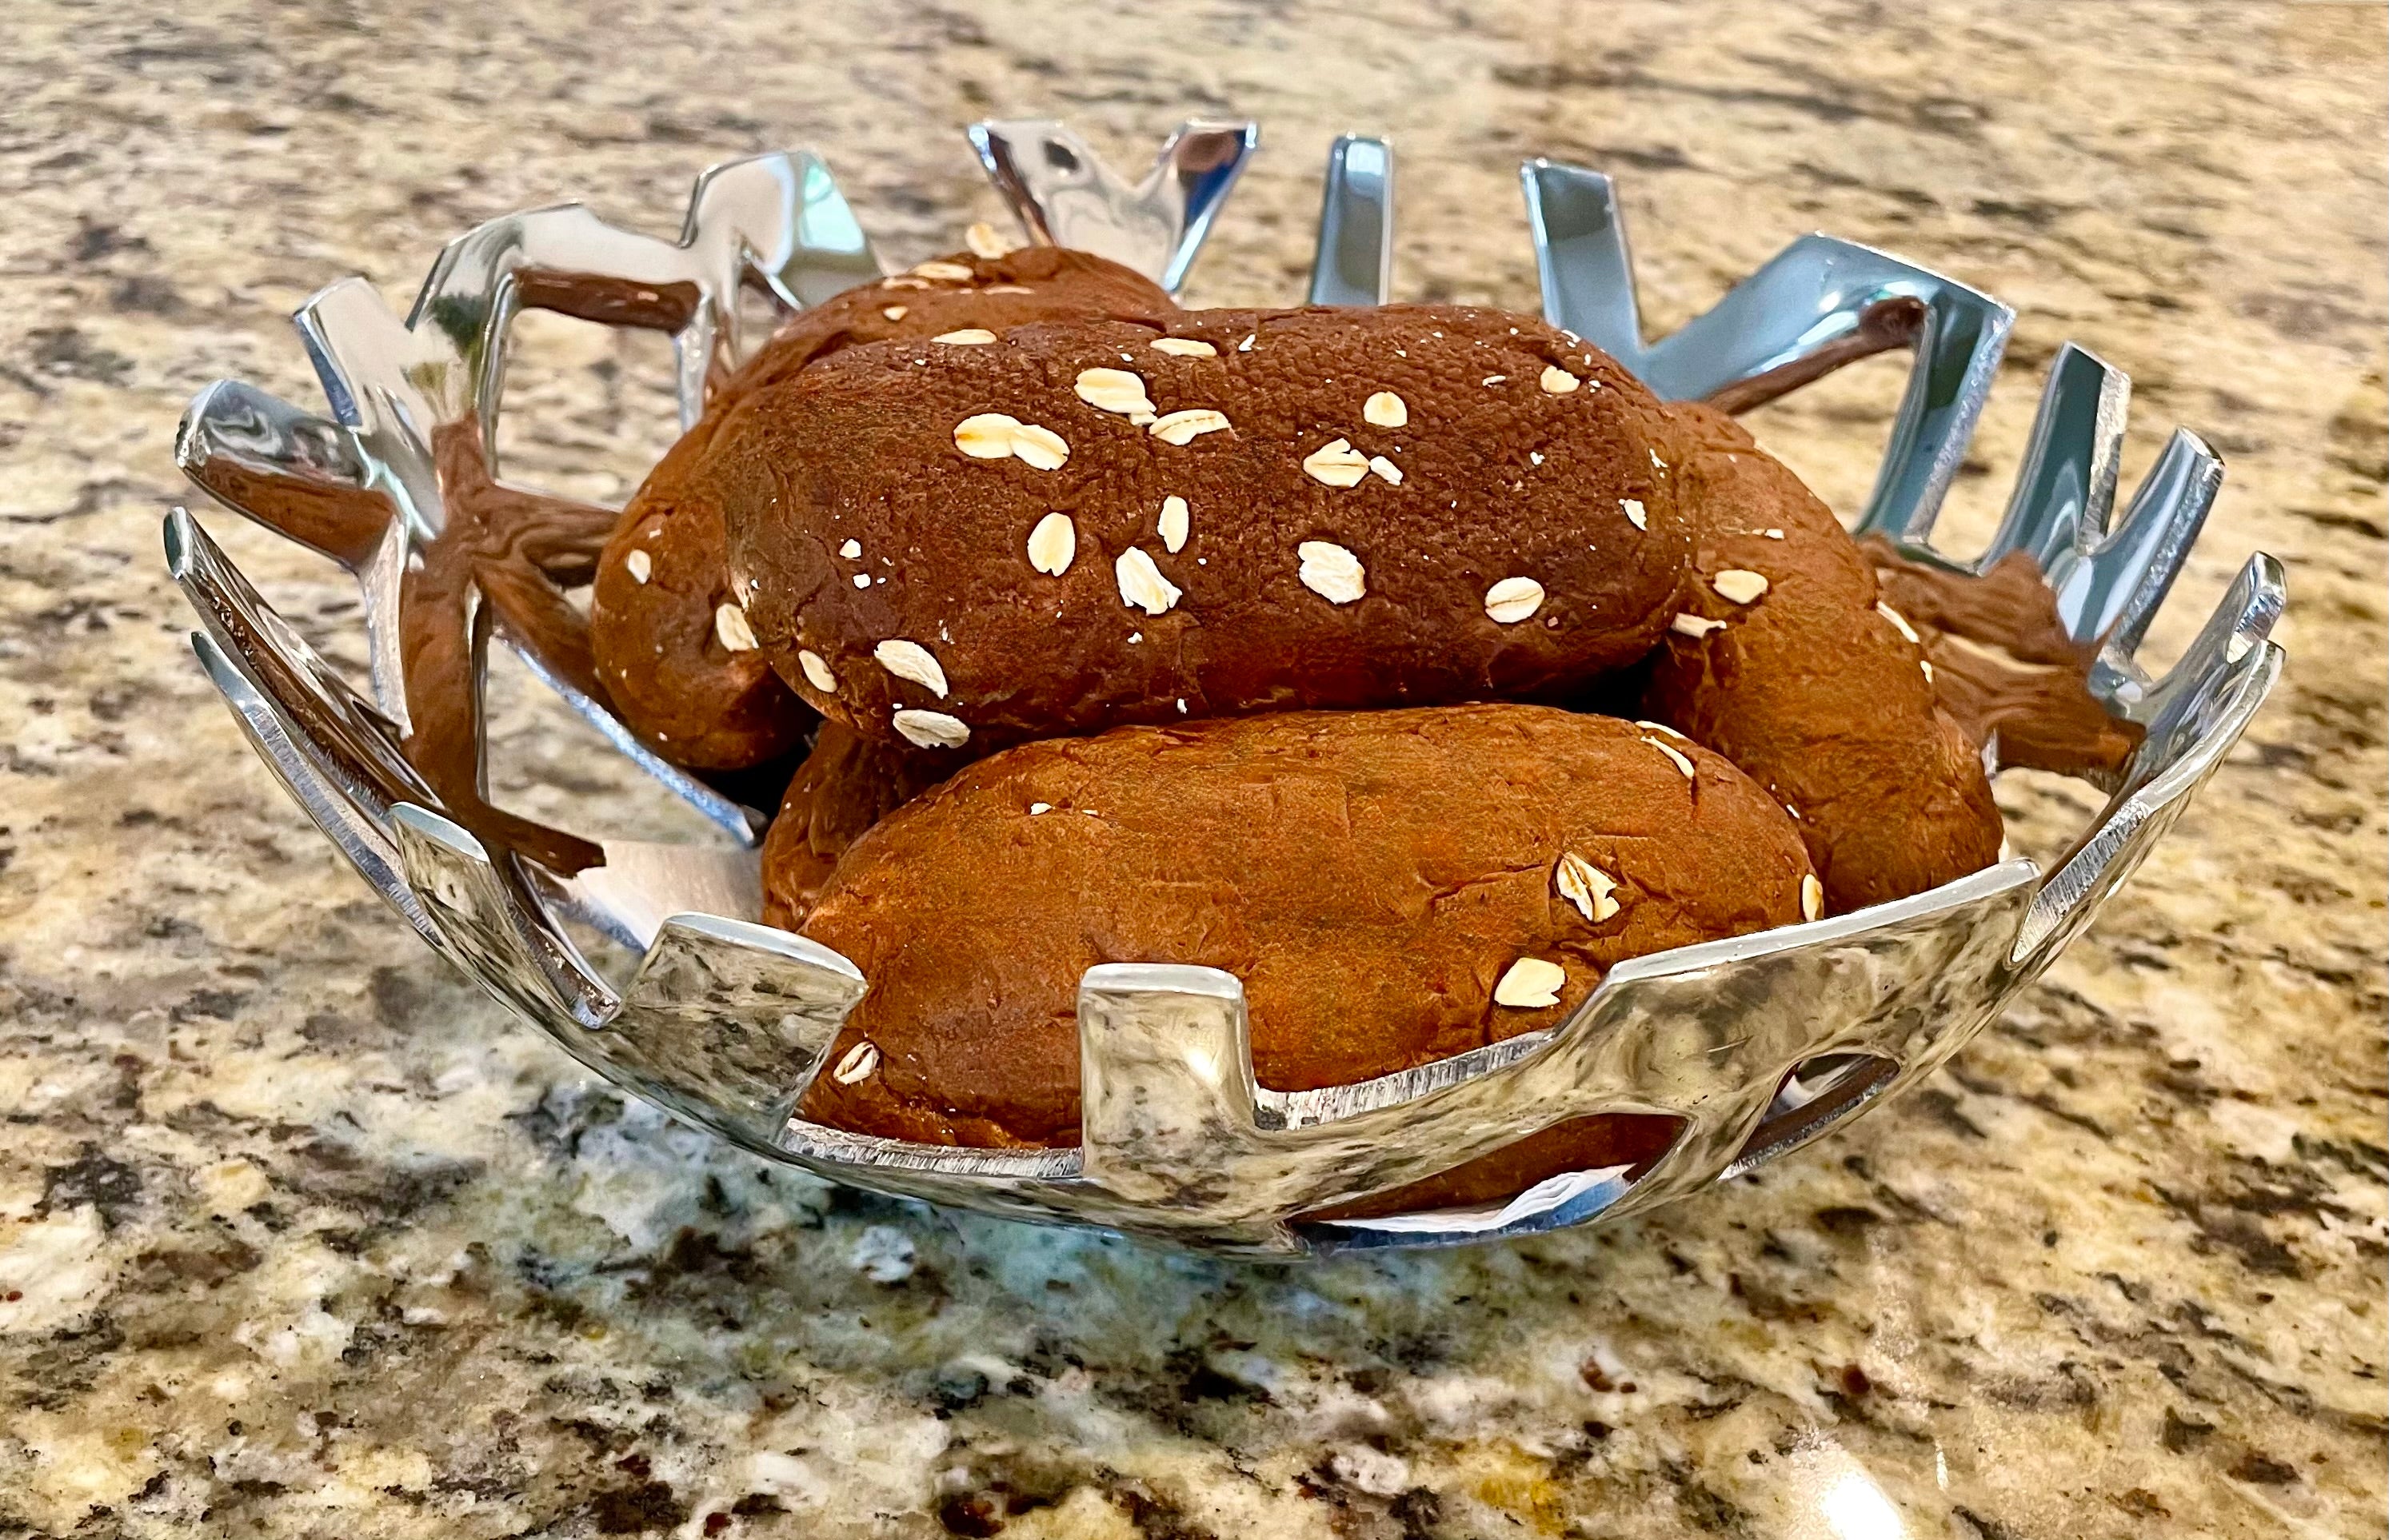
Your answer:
706,305 -> 1693,752
589,249 -> 1177,768
789,704 -> 1813,1149
1640,405 -> 2003,912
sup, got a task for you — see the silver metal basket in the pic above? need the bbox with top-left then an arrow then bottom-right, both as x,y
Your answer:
165,120 -> 2285,1256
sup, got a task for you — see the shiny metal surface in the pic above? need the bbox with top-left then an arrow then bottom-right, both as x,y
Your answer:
1982,341 -> 2130,573
167,126 -> 2283,1254
176,150 -> 877,847
1522,158 -> 2014,544
967,118 -> 1259,294
1308,134 -> 1395,305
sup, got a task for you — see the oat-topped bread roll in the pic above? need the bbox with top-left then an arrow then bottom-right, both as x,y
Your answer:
757,719 -> 950,931
589,248 -> 1179,768
1641,405 -> 2002,912
705,305 -> 1693,751
791,704 -> 1816,1151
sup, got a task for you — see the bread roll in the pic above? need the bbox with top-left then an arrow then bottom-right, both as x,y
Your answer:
589,248 -> 1178,768
790,704 -> 1814,1151
1640,405 -> 2002,912
706,306 -> 1694,752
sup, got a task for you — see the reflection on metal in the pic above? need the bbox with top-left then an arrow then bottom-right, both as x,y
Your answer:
168,124 -> 2283,1254
174,150 -> 873,848
1522,158 -> 2013,543
1309,135 -> 1395,305
969,118 -> 1259,294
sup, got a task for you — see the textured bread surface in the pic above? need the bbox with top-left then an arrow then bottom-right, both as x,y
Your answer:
708,305 -> 1693,752
1640,405 -> 2002,912
758,720 -> 951,932
589,249 -> 1177,768
789,704 -> 1812,1148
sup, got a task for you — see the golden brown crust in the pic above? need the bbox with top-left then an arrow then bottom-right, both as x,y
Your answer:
589,249 -> 1179,769
1640,405 -> 2003,912
1860,540 -> 2143,780
758,720 -> 952,932
708,305 -> 1694,752
790,704 -> 1813,1149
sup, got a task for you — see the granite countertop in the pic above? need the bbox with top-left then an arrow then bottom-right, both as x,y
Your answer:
2,2 -> 2383,1535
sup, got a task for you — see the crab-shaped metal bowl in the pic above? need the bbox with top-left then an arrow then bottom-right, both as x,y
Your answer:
166,119 -> 2284,1256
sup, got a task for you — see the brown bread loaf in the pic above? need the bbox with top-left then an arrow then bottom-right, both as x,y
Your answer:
789,704 -> 1816,1156
757,720 -> 950,931
705,305 -> 1694,752
1640,405 -> 2003,912
589,248 -> 1179,768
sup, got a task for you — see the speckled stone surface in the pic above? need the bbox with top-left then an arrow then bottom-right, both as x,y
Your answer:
1,2 -> 2383,1536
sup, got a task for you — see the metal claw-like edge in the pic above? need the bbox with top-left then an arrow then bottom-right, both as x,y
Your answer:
1523,158 -> 2014,544
969,118 -> 1259,294
166,127 -> 2288,1254
1309,135 -> 1395,305
178,150 -> 881,844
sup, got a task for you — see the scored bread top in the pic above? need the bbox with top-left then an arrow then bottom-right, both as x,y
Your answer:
702,305 -> 1695,751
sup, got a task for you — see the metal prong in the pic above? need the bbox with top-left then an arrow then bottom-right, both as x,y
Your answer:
1075,963 -> 1260,1203
2019,553 -> 2283,965
1520,160 -> 1644,365
564,840 -> 765,947
295,277 -> 445,533
1651,234 -> 2011,547
165,508 -> 426,812
2131,551 -> 2287,736
261,161 -> 853,831
1308,134 -> 1395,306
1864,258 -> 2015,547
388,803 -> 613,1027
190,630 -> 441,951
2055,427 -> 2223,653
601,913 -> 867,1149
290,278 -> 436,725
687,149 -> 883,317
1980,342 -> 2129,571
1520,165 -> 2014,548
175,380 -> 385,567
967,118 -> 1260,294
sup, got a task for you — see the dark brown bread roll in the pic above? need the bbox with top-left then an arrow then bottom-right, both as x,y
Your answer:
589,248 -> 1179,768
1641,405 -> 2002,912
1861,540 -> 2143,780
589,426 -> 807,768
705,305 -> 1694,752
790,704 -> 1816,1151
758,719 -> 950,931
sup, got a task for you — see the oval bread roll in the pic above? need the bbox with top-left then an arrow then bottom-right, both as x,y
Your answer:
791,704 -> 1814,1151
589,248 -> 1178,768
709,306 -> 1695,752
